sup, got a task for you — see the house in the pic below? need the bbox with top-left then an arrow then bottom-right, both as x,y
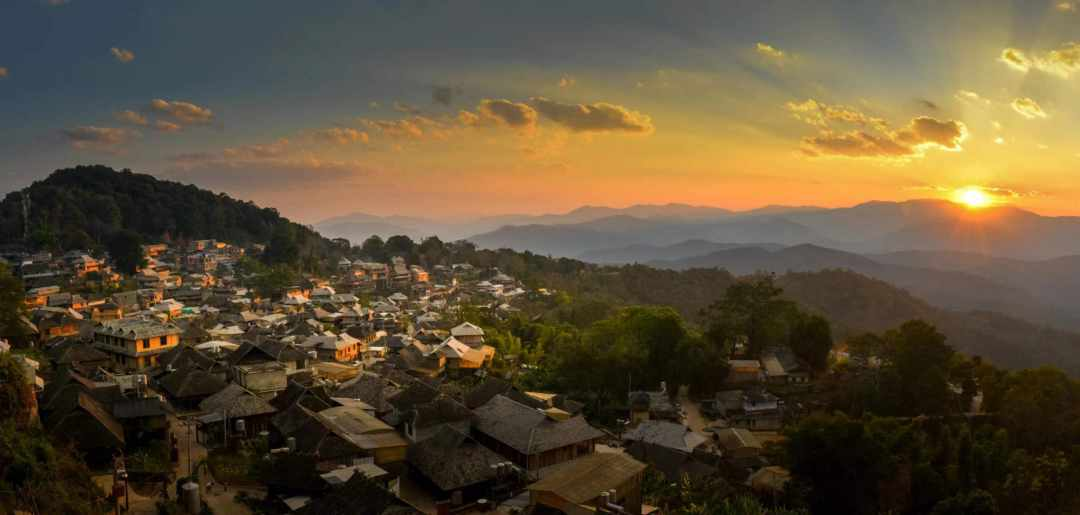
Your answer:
93,317 -> 182,371
42,385 -> 125,465
729,388 -> 784,431
234,361 -> 288,398
629,384 -> 679,424
528,453 -> 648,515
407,427 -> 513,506
714,427 -> 763,459
29,307 -> 83,341
229,340 -> 310,372
318,405 -> 410,466
47,339 -> 112,377
434,336 -> 489,371
196,383 -> 278,446
471,395 -> 605,472
158,365 -> 229,410
304,332 -> 362,362
400,395 -> 474,443
622,420 -> 707,455
761,347 -> 811,384
449,322 -> 485,347
727,359 -> 764,385
334,373 -> 400,416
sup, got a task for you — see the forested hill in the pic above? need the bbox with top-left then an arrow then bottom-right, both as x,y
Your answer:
456,247 -> 1080,374
0,165 -> 337,264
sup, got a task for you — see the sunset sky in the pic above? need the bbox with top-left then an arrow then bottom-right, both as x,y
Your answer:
3,0 -> 1080,222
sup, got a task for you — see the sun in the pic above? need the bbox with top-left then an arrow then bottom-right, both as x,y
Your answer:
954,186 -> 993,208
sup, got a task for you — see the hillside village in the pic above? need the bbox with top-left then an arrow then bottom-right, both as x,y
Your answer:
0,236 -> 819,515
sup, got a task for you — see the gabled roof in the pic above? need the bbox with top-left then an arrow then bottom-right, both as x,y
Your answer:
407,427 -> 504,492
159,366 -> 228,400
471,395 -> 605,455
433,336 -> 470,359
622,420 -> 707,454
198,383 -> 277,418
450,322 -> 484,338
528,453 -> 647,504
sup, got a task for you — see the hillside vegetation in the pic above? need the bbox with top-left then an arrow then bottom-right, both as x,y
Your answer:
0,165 -> 337,269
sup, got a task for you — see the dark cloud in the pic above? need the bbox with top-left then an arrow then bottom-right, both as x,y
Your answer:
60,126 -> 138,152
917,99 -> 938,110
393,101 -> 421,115
529,97 -> 654,133
432,85 -> 463,106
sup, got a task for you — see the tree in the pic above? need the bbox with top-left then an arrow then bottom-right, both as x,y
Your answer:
359,235 -> 386,262
384,234 -> 416,261
879,320 -> 957,416
788,312 -> 832,372
263,223 -> 300,267
998,367 -> 1078,450
702,274 -> 794,358
106,229 -> 146,274
0,264 -> 27,344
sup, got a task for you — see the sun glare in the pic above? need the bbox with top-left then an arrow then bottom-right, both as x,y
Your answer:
954,187 -> 992,208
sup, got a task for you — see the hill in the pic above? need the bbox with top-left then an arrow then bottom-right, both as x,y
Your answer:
578,240 -> 785,264
0,165 -> 338,265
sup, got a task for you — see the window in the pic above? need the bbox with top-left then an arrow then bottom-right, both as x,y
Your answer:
141,340 -> 149,350
160,336 -> 168,346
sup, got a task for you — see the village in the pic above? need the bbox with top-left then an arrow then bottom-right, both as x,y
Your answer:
3,238 -> 817,515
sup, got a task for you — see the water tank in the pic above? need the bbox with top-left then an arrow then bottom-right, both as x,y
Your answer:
286,436 -> 297,452
180,481 -> 200,513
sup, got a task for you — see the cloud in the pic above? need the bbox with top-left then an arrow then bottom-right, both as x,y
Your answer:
393,101 -> 421,115
1000,43 -> 1080,77
785,99 -> 885,129
558,76 -> 576,88
164,157 -> 365,193
149,99 -> 214,124
799,116 -> 967,159
60,126 -> 138,152
0,67 -> 7,79
313,127 -> 370,145
115,110 -> 148,126
995,136 -> 1005,145
457,110 -> 481,126
172,138 -> 290,165
432,85 -> 462,106
44,0 -> 69,5
1011,97 -> 1048,119
529,97 -> 654,133
917,99 -> 939,110
358,116 -> 455,141
477,99 -> 539,129
110,47 -> 135,64
1057,1 -> 1077,12
368,101 -> 380,109
755,42 -> 788,63
154,121 -> 182,133
954,90 -> 990,105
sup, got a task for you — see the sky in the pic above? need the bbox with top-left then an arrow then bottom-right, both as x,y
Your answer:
3,0 -> 1080,223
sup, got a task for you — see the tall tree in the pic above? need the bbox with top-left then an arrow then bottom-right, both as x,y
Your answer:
106,229 -> 145,274
702,274 -> 794,358
788,312 -> 833,372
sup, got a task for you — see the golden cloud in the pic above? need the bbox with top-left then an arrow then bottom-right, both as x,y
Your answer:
785,99 -> 885,129
1011,97 -> 1048,119
755,42 -> 787,62
558,76 -> 576,88
110,47 -> 135,64
0,67 -> 8,79
149,99 -> 214,124
477,99 -> 539,129
1057,2 -> 1077,12
1000,43 -> 1080,77
60,126 -> 138,152
529,97 -> 653,133
800,116 -> 966,159
115,110 -> 148,126
954,90 -> 990,105
313,127 -> 370,145
154,121 -> 182,133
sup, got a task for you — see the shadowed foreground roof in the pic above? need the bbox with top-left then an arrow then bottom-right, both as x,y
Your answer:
528,453 -> 647,504
471,395 -> 604,455
406,426 -> 504,492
